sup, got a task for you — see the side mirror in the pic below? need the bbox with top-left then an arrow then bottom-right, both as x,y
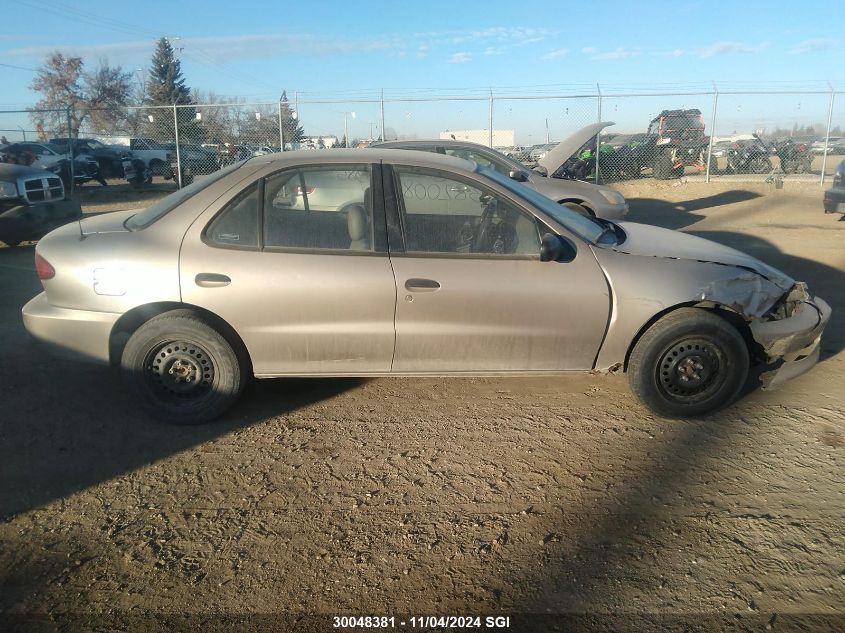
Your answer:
539,233 -> 564,262
508,169 -> 528,182
533,165 -> 548,177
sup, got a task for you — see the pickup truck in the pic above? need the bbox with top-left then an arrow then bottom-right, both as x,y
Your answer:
0,162 -> 82,247
128,138 -> 171,175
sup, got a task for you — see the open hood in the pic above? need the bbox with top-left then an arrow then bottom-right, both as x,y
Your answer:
538,121 -> 615,173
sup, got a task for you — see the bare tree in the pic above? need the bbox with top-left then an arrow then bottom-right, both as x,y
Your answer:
29,52 -> 131,139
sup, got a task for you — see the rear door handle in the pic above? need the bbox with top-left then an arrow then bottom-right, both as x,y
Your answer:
405,278 -> 441,292
195,273 -> 231,288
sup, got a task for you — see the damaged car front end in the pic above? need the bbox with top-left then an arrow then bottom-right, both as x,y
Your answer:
748,282 -> 831,389
589,221 -> 831,396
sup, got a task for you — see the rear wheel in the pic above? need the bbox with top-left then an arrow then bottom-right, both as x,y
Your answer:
653,150 -> 674,180
121,312 -> 247,424
628,308 -> 749,418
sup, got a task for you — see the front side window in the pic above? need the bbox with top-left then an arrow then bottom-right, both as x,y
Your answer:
394,166 -> 540,257
263,165 -> 373,252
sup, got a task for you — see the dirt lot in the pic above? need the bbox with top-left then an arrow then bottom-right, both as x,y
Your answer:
0,180 -> 843,632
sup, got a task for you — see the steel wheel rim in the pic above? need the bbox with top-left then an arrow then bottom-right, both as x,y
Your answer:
144,339 -> 215,403
655,337 -> 727,404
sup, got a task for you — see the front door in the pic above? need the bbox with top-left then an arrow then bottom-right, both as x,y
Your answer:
387,164 -> 610,373
180,162 -> 397,376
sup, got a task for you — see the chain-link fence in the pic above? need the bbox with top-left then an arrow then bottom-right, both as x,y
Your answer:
1,88 -> 842,198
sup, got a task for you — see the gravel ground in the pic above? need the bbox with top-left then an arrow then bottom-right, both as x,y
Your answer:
0,180 -> 843,632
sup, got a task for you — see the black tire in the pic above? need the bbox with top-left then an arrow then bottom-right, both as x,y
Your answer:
149,159 -> 165,177
121,312 -> 248,424
628,308 -> 749,418
560,201 -> 594,217
750,156 -> 773,174
653,150 -> 674,180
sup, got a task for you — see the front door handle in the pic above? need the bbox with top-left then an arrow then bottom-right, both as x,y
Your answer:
405,278 -> 441,292
195,273 -> 231,288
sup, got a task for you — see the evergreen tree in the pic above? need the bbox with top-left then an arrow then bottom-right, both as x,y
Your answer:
280,91 -> 305,146
146,38 -> 191,106
144,38 -> 202,142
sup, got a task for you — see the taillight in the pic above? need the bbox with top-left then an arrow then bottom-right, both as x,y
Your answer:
294,185 -> 316,196
731,143 -> 740,149
35,252 -> 55,280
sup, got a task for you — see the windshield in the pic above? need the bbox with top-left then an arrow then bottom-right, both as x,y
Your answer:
479,167 -> 605,243
125,162 -> 244,230
663,115 -> 703,131
85,140 -> 108,149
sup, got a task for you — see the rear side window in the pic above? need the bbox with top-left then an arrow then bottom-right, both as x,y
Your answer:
263,165 -> 373,252
205,183 -> 260,248
126,162 -> 243,230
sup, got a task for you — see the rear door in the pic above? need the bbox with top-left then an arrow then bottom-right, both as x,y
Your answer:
385,163 -> 610,373
180,162 -> 397,376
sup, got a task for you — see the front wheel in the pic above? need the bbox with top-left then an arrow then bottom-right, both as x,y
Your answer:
121,312 -> 247,424
559,201 -> 593,217
750,156 -> 773,174
628,308 -> 749,418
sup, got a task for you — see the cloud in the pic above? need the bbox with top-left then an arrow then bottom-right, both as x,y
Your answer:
541,48 -> 569,60
588,47 -> 638,61
698,41 -> 767,58
448,52 -> 472,64
5,26 -> 558,65
788,38 -> 835,55
581,47 -> 596,54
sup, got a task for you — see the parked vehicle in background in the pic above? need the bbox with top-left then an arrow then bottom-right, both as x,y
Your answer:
528,143 -> 557,166
823,160 -> 845,214
811,137 -> 843,154
1,142 -> 105,188
709,140 -> 733,158
128,138 -> 171,175
121,152 -> 152,188
22,149 -> 830,423
375,126 -> 628,219
0,162 -> 81,247
49,137 -> 125,178
645,109 -> 713,179
598,133 -> 658,179
772,138 -> 813,174
726,136 -> 773,174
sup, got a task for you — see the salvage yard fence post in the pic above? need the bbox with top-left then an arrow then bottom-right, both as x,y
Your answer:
65,106 -> 75,196
821,88 -> 835,187
595,83 -> 602,185
705,86 -> 718,183
172,104 -> 182,189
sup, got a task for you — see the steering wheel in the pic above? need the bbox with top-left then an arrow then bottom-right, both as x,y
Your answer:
471,197 -> 496,253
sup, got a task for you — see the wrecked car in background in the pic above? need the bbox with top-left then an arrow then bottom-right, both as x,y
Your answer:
0,163 -> 82,247
375,124 -> 628,220
21,149 -> 830,423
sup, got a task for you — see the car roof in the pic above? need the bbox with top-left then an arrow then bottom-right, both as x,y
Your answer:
375,139 -> 490,150
248,147 -> 476,172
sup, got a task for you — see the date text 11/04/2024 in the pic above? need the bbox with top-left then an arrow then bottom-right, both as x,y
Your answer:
332,615 -> 511,628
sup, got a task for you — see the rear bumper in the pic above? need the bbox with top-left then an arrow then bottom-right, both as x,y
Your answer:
22,292 -> 119,365
750,296 -> 832,389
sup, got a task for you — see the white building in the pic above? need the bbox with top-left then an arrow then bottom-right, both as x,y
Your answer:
439,129 -> 515,147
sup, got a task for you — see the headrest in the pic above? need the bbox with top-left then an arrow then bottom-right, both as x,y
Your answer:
347,205 -> 367,241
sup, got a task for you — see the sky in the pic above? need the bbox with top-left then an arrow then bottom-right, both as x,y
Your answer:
1,0 -> 842,144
